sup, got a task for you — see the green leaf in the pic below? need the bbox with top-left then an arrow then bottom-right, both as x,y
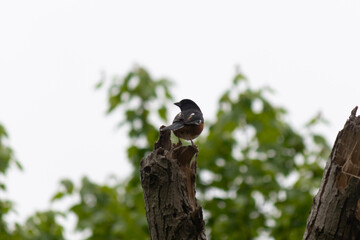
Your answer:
233,73 -> 246,84
51,192 -> 65,201
158,106 -> 167,121
62,179 -> 74,193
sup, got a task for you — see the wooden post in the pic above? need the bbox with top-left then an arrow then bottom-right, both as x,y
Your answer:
140,127 -> 206,240
303,107 -> 360,240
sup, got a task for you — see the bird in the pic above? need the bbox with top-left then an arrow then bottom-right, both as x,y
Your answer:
161,99 -> 204,146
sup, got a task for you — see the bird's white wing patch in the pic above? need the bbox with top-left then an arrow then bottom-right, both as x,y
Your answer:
187,113 -> 195,120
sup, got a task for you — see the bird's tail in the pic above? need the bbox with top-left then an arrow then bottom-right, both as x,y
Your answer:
160,122 -> 183,131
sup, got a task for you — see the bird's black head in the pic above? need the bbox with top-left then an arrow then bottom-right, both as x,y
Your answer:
174,99 -> 201,112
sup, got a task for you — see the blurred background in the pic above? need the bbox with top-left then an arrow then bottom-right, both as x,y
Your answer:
1,1 -> 360,239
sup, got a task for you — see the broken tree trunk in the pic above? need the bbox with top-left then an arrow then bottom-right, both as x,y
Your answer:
303,106 -> 360,240
140,126 -> 206,240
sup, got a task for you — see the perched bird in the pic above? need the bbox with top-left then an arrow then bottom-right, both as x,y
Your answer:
161,99 -> 204,146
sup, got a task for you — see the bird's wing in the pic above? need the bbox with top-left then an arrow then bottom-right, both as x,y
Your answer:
183,111 -> 203,125
161,110 -> 203,131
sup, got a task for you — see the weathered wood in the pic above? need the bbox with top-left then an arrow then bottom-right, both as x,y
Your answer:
140,126 -> 206,240
303,106 -> 360,240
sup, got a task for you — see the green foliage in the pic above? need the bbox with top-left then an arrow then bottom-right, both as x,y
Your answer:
2,67 -> 330,239
11,211 -> 65,240
0,123 -> 23,239
51,67 -> 174,239
101,66 -> 173,162
196,74 -> 329,239
52,67 -> 328,239
0,199 -> 14,240
56,67 -> 327,239
0,124 -> 22,179
53,177 -> 148,240
0,124 -> 64,240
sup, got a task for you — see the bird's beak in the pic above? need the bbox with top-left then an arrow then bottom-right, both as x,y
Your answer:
174,102 -> 181,107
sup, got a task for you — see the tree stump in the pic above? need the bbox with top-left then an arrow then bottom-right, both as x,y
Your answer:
140,126 -> 206,240
303,106 -> 360,240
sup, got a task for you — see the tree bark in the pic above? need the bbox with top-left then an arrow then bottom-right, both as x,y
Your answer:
303,106 -> 360,240
140,126 -> 206,240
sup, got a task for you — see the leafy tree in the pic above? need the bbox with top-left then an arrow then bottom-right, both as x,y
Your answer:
52,67 -> 173,239
52,67 -> 329,239
196,74 -> 329,239
2,66 -> 330,239
11,211 -> 65,240
0,123 -> 21,240
0,124 -> 65,240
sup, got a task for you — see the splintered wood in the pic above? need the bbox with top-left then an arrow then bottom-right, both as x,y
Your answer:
140,126 -> 206,240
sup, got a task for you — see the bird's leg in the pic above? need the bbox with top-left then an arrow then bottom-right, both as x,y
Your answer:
190,140 -> 199,152
176,138 -> 182,146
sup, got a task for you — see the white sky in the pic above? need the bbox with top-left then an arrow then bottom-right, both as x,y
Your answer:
1,0 -> 360,238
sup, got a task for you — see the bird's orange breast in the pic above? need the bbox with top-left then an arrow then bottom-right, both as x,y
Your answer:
173,122 -> 204,140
